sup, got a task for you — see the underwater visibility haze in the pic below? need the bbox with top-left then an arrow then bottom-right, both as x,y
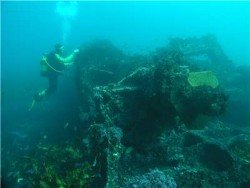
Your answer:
1,1 -> 250,187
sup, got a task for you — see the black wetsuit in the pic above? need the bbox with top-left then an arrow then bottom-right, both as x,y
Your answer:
45,52 -> 62,96
35,51 -> 64,101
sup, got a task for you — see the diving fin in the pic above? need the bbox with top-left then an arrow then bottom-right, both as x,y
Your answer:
28,99 -> 36,111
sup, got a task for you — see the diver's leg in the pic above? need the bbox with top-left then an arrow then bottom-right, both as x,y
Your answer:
45,75 -> 58,96
29,75 -> 58,111
29,91 -> 45,111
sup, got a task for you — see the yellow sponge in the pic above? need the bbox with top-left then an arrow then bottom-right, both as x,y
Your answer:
188,71 -> 219,88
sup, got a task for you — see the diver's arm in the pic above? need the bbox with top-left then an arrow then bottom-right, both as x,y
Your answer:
55,53 -> 74,64
55,49 -> 79,65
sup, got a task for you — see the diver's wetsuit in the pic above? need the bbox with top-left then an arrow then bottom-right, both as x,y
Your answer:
44,52 -> 64,95
44,72 -> 59,97
35,52 -> 64,101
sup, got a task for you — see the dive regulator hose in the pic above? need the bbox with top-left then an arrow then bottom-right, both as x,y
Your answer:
43,58 -> 64,73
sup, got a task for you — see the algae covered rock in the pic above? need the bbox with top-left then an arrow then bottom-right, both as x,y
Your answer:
73,36 -> 247,187
125,169 -> 177,188
228,134 -> 250,164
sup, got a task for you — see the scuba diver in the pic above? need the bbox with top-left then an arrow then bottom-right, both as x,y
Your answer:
29,44 -> 79,111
